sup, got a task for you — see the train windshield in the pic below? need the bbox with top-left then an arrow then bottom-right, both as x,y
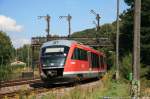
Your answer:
41,46 -> 69,67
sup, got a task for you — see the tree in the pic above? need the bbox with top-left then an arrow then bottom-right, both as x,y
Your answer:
120,0 -> 150,65
71,28 -> 96,38
0,31 -> 14,64
71,23 -> 115,38
17,44 -> 31,64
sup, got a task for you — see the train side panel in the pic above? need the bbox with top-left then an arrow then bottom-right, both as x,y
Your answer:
63,43 -> 105,79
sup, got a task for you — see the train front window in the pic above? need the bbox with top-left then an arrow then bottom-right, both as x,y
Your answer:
41,56 -> 66,67
41,46 -> 69,67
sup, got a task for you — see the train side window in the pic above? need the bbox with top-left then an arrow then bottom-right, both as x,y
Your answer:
72,48 -> 87,61
80,49 -> 87,60
72,48 -> 79,60
91,53 -> 99,68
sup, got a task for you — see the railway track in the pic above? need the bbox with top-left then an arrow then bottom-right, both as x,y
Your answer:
0,78 -> 100,99
0,77 -> 41,87
0,77 -> 42,98
0,85 -> 69,99
0,80 -> 74,98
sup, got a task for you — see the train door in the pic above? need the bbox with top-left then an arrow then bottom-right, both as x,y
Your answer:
88,52 -> 100,78
90,52 -> 100,69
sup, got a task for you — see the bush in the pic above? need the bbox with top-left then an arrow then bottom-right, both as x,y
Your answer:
0,65 -> 13,81
0,64 -> 26,81
120,53 -> 132,79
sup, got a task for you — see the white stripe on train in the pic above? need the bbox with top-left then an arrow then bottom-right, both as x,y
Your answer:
63,70 -> 106,75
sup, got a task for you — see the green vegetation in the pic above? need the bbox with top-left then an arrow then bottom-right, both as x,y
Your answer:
11,72 -> 149,99
0,31 -> 14,65
0,63 -> 40,81
71,23 -> 115,38
119,0 -> 150,83
16,44 -> 32,65
0,0 -> 150,98
120,53 -> 132,79
0,64 -> 26,81
0,31 -> 37,81
22,72 -> 130,99
120,0 -> 150,66
61,73 -> 130,99
0,65 -> 12,81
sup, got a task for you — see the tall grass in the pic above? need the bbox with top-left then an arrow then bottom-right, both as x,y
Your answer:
0,64 -> 12,81
31,71 -> 130,99
0,64 -> 26,81
120,53 -> 132,79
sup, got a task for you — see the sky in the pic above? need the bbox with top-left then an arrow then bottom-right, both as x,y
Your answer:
0,0 -> 129,48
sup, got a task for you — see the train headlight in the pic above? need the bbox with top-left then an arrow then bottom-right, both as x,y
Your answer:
50,63 -> 54,66
64,53 -> 67,56
43,64 -> 46,67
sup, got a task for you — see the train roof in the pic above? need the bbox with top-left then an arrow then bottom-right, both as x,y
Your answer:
41,40 -> 105,56
41,40 -> 77,48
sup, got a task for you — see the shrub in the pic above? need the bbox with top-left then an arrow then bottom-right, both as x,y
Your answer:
0,65 -> 13,81
120,53 -> 132,79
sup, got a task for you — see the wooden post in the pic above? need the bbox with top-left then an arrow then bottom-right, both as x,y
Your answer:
116,0 -> 120,80
132,0 -> 141,98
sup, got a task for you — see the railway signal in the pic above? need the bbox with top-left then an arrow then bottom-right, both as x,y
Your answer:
90,9 -> 101,31
38,14 -> 51,41
59,14 -> 72,38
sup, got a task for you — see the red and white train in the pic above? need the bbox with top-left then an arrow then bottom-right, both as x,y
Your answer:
39,40 -> 107,83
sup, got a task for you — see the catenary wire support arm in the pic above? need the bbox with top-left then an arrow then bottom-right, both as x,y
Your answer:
90,9 -> 101,31
59,14 -> 72,38
38,14 -> 51,41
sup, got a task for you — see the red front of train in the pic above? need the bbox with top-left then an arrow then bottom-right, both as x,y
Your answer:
39,40 -> 107,82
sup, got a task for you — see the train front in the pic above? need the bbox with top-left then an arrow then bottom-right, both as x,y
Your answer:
39,40 -> 72,83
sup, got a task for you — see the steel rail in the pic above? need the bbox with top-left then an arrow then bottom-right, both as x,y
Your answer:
0,77 -> 41,87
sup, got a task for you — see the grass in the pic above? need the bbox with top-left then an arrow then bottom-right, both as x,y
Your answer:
0,64 -> 40,81
5,71 -> 149,99
24,71 -> 131,99
141,78 -> 150,96
0,64 -> 14,81
61,72 -> 130,99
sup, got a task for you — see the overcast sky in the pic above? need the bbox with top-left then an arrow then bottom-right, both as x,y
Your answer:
0,0 -> 129,48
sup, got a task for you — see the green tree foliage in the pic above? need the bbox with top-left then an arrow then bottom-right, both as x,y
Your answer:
17,44 -> 31,65
71,23 -> 115,38
120,0 -> 150,65
71,28 -> 96,38
0,31 -> 14,64
98,23 -> 116,37
71,24 -> 116,51
120,53 -> 132,79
